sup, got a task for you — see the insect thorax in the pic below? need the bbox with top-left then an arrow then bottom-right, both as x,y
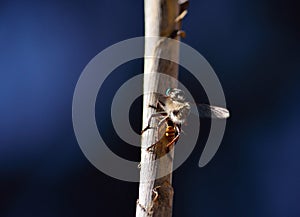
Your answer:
169,102 -> 191,124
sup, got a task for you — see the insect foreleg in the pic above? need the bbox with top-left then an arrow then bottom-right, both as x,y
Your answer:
148,104 -> 158,110
141,112 -> 167,134
157,100 -> 166,111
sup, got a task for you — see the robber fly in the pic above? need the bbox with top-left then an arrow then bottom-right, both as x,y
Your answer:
141,88 -> 230,152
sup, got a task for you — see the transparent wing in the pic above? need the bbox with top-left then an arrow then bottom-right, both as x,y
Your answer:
197,104 -> 230,119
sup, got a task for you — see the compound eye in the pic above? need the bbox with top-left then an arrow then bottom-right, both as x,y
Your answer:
165,88 -> 171,96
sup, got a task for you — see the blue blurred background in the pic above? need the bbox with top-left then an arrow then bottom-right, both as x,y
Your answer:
1,0 -> 300,216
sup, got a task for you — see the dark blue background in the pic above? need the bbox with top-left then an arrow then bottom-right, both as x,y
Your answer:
1,0 -> 299,216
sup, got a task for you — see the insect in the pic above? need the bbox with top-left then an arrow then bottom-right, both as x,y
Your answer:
141,88 -> 230,152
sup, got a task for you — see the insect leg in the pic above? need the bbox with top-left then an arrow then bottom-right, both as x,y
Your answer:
141,112 -> 166,134
157,100 -> 166,111
166,135 -> 180,149
148,104 -> 158,110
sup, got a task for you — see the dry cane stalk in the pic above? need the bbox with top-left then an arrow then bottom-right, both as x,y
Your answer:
136,1 -> 188,216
